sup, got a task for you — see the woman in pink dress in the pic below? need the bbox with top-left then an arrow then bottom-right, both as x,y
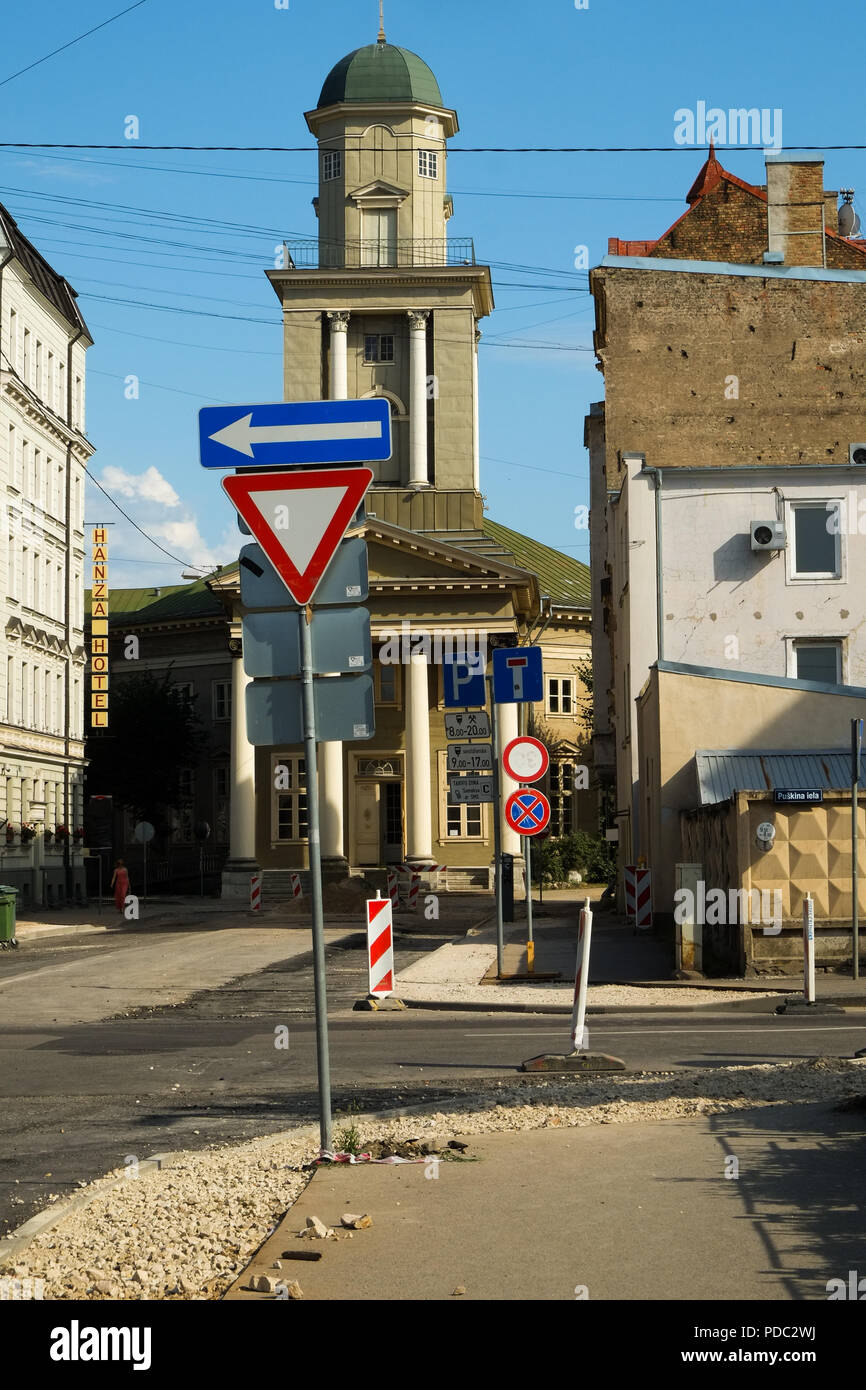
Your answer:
111,859 -> 130,913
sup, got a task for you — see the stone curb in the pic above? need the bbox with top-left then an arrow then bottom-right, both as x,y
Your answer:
400,994 -> 856,1016
0,1151 -> 180,1266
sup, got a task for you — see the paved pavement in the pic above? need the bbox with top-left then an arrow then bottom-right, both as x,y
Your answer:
227,1098 -> 866,1301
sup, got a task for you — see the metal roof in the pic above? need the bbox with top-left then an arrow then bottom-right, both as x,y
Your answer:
696,749 -> 853,805
479,519 -> 591,608
0,202 -> 89,335
318,43 -> 443,108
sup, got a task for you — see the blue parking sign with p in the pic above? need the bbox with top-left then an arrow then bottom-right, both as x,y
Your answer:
443,656 -> 486,708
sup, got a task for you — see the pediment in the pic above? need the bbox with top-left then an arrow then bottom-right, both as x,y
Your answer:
364,519 -> 535,587
350,180 -> 409,205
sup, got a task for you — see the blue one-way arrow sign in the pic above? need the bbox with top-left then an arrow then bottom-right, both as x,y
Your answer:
199,398 -> 392,468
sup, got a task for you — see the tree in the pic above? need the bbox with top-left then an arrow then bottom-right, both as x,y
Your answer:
84,670 -> 207,833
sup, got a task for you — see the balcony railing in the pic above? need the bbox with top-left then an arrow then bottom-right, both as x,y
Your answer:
282,238 -> 476,270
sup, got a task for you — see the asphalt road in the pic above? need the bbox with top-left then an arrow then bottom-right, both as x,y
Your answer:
1,927 -> 865,1240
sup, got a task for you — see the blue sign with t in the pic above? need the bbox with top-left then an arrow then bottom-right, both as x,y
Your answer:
443,656 -> 486,709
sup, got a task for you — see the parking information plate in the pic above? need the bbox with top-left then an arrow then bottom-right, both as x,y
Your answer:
443,710 -> 491,740
446,742 -> 493,772
448,775 -> 495,804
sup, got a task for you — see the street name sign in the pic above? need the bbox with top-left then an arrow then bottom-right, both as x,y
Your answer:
448,774 -> 495,805
443,655 -> 487,709
492,646 -> 543,703
200,399 -> 391,469
505,789 -> 551,836
502,735 -> 549,783
443,710 -> 491,740
246,674 -> 374,745
243,607 -> 371,679
240,538 -> 368,610
446,742 -> 493,772
222,468 -> 373,606
773,788 -> 824,805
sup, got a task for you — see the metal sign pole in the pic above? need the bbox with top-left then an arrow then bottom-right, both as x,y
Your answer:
853,718 -> 861,981
488,674 -> 504,978
143,839 -> 147,905
301,604 -> 333,1152
519,703 -> 534,952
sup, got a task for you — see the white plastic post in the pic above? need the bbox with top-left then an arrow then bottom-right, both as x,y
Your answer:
570,896 -> 593,1052
803,892 -> 816,1004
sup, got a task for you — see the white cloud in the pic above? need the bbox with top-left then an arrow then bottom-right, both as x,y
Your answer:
100,464 -> 180,508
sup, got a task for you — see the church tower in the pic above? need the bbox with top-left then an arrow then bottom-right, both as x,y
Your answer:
268,16 -> 493,535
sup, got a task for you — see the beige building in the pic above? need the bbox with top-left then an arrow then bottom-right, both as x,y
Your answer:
0,201 -> 91,905
210,29 -> 593,898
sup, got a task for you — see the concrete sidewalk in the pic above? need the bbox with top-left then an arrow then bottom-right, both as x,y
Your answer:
395,900 -> 866,1012
226,1098 -> 866,1300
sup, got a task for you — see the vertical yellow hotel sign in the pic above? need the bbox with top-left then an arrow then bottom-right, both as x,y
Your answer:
90,526 -> 109,728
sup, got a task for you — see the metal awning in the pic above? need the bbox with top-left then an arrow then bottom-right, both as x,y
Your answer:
695,749 -> 852,806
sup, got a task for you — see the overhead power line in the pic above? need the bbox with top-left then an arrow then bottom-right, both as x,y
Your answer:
0,142 -> 864,153
0,2 -> 151,90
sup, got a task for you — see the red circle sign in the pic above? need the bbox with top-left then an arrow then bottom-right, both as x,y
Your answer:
505,789 -> 551,836
502,736 -> 549,784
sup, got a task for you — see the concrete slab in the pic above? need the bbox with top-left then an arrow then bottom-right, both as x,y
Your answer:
226,1100 -> 866,1301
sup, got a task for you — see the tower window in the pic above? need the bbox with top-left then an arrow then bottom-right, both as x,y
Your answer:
418,150 -> 438,179
364,334 -> 395,363
322,151 -> 342,181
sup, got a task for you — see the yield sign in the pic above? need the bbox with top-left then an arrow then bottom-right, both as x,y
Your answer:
221,468 -> 373,605
505,788 -> 551,837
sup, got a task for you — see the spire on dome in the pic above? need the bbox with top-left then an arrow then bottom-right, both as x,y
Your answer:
378,0 -> 386,42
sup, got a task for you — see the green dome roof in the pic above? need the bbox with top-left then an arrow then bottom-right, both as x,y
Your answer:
317,42 -> 443,109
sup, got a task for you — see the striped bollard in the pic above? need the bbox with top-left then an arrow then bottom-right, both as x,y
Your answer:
408,872 -> 421,911
366,896 -> 395,997
386,869 -> 399,909
250,873 -> 262,913
290,872 -> 302,900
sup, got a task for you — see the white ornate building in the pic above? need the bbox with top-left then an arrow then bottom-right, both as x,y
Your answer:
0,202 -> 92,905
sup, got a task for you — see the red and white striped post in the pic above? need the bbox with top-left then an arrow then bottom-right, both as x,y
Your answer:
250,873 -> 262,913
386,869 -> 399,909
290,872 -> 302,900
625,865 -> 652,930
366,893 -> 394,998
408,872 -> 421,911
570,897 -> 593,1052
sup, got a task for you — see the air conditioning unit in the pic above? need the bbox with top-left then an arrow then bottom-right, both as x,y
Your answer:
849,443 -> 866,466
750,520 -> 787,552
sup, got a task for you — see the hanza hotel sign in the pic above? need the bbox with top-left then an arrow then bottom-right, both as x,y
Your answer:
90,525 -> 109,727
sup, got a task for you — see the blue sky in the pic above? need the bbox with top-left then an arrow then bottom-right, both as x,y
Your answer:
2,0 -> 866,586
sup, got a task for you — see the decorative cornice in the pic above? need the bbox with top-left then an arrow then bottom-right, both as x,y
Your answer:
1,372 -> 94,460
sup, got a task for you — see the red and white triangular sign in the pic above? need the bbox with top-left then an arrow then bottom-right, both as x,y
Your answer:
221,467 -> 373,605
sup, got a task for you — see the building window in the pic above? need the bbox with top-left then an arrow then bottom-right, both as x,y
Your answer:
364,334 -> 395,363
446,799 -> 483,838
375,661 -> 399,705
273,756 -> 308,842
173,681 -> 195,703
794,641 -> 841,685
212,680 -> 232,720
791,503 -> 840,579
418,150 -> 438,179
547,676 -> 575,716
550,761 -> 576,837
322,150 -> 342,181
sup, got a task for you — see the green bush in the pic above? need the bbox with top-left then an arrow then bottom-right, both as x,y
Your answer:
531,832 -> 616,886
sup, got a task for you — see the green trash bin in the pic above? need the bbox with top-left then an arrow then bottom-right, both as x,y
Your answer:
0,884 -> 18,948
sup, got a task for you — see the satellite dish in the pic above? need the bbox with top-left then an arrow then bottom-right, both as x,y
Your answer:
839,202 -> 861,237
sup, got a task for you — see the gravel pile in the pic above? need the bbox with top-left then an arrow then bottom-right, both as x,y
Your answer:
3,1057 -> 864,1302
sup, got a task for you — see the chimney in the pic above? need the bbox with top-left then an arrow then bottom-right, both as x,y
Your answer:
765,152 -> 826,268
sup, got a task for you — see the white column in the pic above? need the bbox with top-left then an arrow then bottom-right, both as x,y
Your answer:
327,311 -> 350,400
405,653 -> 433,863
222,633 -> 259,897
497,701 -> 521,856
322,310 -> 350,870
408,310 -> 430,488
319,742 -> 346,869
473,326 -> 481,492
